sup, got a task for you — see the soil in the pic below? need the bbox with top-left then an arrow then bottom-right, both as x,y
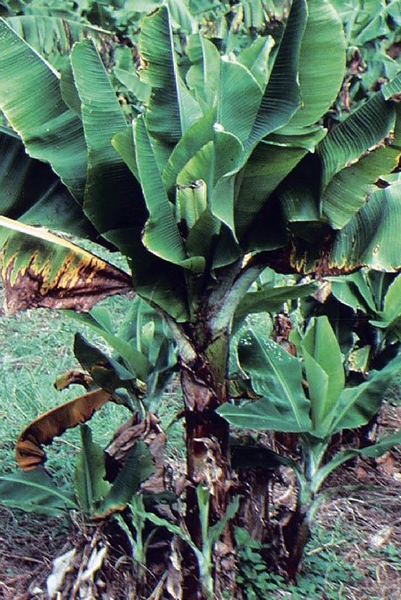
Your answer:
1,402 -> 401,600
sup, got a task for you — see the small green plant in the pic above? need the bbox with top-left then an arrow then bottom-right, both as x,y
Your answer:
289,526 -> 363,600
235,527 -> 286,599
219,315 -> 401,575
236,524 -> 363,600
0,423 -> 154,516
142,485 -> 240,600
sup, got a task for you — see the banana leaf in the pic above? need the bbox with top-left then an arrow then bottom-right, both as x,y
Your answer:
16,389 -> 111,470
0,217 -> 132,314
74,425 -> 110,514
218,329 -> 311,432
0,470 -> 78,516
0,19 -> 87,202
70,40 -> 148,247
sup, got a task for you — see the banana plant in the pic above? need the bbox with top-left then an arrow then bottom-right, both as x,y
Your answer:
219,316 -> 401,577
330,267 -> 401,350
3,1 -> 401,596
298,265 -> 401,377
330,0 -> 401,119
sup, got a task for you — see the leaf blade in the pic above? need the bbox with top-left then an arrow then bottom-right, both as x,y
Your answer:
0,19 -> 87,201
16,389 -> 111,470
0,217 -> 132,314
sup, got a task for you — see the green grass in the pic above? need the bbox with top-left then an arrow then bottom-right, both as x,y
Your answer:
0,282 -> 185,488
0,293 -> 132,479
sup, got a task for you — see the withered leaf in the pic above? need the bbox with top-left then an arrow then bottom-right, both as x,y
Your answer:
105,412 -> 166,494
16,389 -> 111,470
54,370 -> 93,391
0,216 -> 132,314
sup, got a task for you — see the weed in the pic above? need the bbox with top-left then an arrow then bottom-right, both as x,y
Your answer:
235,524 -> 365,600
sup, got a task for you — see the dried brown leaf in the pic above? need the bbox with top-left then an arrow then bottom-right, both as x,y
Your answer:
16,389 -> 111,470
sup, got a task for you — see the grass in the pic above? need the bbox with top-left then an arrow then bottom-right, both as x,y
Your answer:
0,288 -> 184,482
0,298 -> 79,476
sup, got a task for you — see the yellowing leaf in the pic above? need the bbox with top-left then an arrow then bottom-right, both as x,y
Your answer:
0,216 -> 132,314
16,389 -> 111,470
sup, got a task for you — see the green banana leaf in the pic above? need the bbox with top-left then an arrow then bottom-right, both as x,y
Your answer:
67,309 -> 151,381
331,182 -> 401,272
73,333 -> 137,405
237,36 -> 276,89
139,5 -> 201,143
114,65 -> 151,103
218,59 -> 262,145
247,0 -> 307,147
70,39 -> 147,246
175,127 -> 244,237
74,425 -> 110,514
237,0 -> 347,242
289,179 -> 401,274
0,19 -> 87,202
70,298 -> 177,409
235,282 -> 318,320
218,329 -> 311,432
0,469 -> 78,516
185,208 -> 221,266
329,270 -> 379,313
118,296 -> 175,367
330,351 -> 401,434
176,180 -> 208,230
134,116 -> 204,273
186,33 -> 222,110
237,124 -> 327,243
322,104 -> 401,229
279,0 -> 346,132
369,273 -> 401,338
134,115 -> 186,267
162,108 -> 215,191
59,62 -> 82,116
301,317 -> 345,432
0,126 -> 96,240
235,140 -> 310,239
6,15 -> 109,69
313,428 -> 401,493
318,93 -> 396,186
